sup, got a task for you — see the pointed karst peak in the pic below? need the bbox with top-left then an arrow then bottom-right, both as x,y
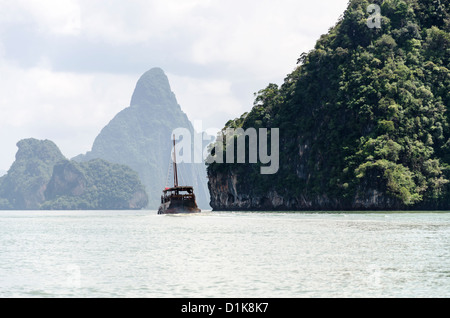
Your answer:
130,67 -> 177,108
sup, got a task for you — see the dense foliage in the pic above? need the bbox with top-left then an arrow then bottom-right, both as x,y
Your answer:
42,159 -> 148,210
0,139 -> 66,209
208,0 -> 450,209
0,139 -> 148,210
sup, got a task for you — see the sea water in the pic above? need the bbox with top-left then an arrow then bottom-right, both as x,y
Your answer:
0,210 -> 449,298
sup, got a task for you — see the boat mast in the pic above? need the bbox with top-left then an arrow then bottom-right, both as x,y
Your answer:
172,134 -> 179,188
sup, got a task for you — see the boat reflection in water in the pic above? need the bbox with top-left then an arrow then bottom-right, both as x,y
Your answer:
158,135 -> 201,215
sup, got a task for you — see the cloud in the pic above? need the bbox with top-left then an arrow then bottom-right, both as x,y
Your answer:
0,0 -> 349,170
0,58 -> 136,165
73,0 -> 214,45
0,0 -> 82,35
1,0 -> 348,74
188,0 -> 348,77
168,73 -> 244,130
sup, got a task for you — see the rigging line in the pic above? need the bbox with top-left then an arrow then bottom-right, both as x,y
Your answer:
172,135 -> 179,188
165,159 -> 172,188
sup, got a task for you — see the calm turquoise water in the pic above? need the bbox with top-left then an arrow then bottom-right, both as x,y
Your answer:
0,210 -> 449,298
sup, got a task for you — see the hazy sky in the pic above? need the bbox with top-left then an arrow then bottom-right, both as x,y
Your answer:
0,0 -> 349,172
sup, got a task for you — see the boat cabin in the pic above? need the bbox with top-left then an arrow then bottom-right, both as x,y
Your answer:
161,186 -> 196,204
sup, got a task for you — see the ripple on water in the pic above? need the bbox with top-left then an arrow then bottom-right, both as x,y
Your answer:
0,211 -> 449,297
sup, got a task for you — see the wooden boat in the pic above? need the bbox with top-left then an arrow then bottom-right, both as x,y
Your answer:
158,135 -> 201,215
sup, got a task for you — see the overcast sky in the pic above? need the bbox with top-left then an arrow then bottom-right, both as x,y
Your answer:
0,0 -> 349,172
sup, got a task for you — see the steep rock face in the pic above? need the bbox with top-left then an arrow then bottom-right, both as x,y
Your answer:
0,139 -> 66,209
45,160 -> 87,198
43,159 -> 148,210
207,0 -> 450,211
208,171 -> 402,211
74,68 -> 211,209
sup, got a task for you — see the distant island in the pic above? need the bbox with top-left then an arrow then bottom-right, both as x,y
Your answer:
74,67 -> 211,210
207,0 -> 450,211
0,68 -> 211,210
0,139 -> 148,210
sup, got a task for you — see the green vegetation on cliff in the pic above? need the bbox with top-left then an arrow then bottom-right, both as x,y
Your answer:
0,139 -> 148,210
0,139 -> 65,209
42,159 -> 148,210
208,0 -> 450,210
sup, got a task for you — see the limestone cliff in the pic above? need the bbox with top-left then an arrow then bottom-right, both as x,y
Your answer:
74,68 -> 211,210
0,139 -> 148,210
43,159 -> 148,210
0,139 -> 65,209
207,0 -> 450,211
208,171 -> 403,211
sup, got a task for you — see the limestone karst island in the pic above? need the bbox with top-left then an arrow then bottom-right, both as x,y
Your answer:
0,0 -> 449,211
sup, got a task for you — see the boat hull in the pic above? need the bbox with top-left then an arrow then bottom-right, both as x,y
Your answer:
158,199 -> 201,215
